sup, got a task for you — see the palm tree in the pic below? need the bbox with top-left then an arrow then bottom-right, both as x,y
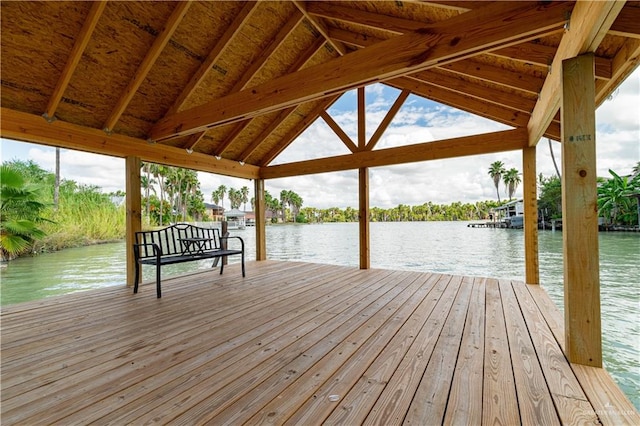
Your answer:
0,164 -> 48,260
503,168 -> 522,200
488,161 -> 506,202
280,190 -> 290,222
240,186 -> 249,211
217,185 -> 227,210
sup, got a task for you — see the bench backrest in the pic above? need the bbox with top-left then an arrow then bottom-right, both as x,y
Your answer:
134,223 -> 222,259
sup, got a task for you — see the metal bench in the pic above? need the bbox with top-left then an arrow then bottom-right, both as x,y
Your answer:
133,223 -> 245,298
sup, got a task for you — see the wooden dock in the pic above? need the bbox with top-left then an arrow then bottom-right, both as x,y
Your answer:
1,261 -> 638,425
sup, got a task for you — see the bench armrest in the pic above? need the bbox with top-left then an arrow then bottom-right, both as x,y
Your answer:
133,242 -> 163,260
220,235 -> 244,252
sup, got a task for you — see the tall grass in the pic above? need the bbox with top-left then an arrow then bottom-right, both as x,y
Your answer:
34,186 -> 126,253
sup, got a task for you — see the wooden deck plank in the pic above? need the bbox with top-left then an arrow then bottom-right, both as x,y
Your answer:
526,284 -> 640,425
169,270 -> 413,425
403,275 -> 474,424
363,275 -> 463,425
1,263 -> 341,396
50,265 -> 378,425
443,276 -> 486,425
244,271 -> 439,425
305,273 -> 453,425
6,266 -> 384,424
499,279 -> 559,425
512,281 -> 600,424
282,272 -> 445,425
214,271 -> 428,425
2,264 -> 366,422
482,278 -> 520,425
0,260 -> 636,425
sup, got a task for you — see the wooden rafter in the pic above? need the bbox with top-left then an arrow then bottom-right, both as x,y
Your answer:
596,38 -> 640,105
44,1 -> 107,122
410,70 -> 537,113
388,76 -> 529,128
306,1 -> 427,34
239,107 -> 297,163
437,59 -> 545,95
607,6 -> 640,39
492,41 -> 613,80
329,25 -> 546,97
293,1 -> 348,55
150,1 -> 573,142
528,0 -> 625,146
320,110 -> 358,153
260,128 -> 528,179
165,1 -> 258,116
366,89 -> 410,151
260,95 -> 341,166
206,9 -> 304,155
103,1 -> 191,133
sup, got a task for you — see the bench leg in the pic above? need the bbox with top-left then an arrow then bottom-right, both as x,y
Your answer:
156,265 -> 162,298
219,257 -> 224,275
241,253 -> 245,277
134,263 -> 140,294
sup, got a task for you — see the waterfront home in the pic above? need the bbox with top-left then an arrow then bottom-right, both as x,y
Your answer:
1,1 -> 639,423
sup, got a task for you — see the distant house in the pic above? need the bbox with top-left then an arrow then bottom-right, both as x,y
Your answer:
204,203 -> 224,221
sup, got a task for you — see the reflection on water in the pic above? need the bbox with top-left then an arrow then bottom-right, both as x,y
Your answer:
1,222 -> 638,409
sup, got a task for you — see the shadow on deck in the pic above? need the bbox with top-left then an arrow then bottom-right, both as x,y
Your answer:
1,260 -> 638,425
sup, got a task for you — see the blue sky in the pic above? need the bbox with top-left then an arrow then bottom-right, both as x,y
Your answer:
2,68 -> 638,209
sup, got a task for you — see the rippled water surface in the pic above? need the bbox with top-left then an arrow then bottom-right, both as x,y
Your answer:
1,222 -> 638,409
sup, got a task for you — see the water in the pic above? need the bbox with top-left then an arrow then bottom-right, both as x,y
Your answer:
1,222 -> 638,409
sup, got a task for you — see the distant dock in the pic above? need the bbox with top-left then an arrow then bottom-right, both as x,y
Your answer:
467,221 -> 508,228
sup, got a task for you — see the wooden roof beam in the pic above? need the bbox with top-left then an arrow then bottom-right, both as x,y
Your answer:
366,89 -> 411,151
387,76 -> 530,128
320,110 -> 358,153
608,6 -> 640,39
410,69 -> 537,113
596,38 -> 640,105
43,1 -> 106,122
234,37 -> 328,164
260,128 -> 528,179
293,1 -> 348,55
491,41 -> 613,80
1,108 -> 259,180
150,1 -> 573,142
103,1 -> 191,133
194,9 -> 304,155
437,59 -> 545,95
306,1 -> 427,34
166,2 -> 258,116
528,0 -> 625,146
260,95 -> 341,166
239,106 -> 297,163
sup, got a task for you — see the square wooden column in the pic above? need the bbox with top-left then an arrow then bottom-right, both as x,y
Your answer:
561,53 -> 601,367
523,145 -> 539,284
254,178 -> 267,261
125,156 -> 142,287
359,167 -> 370,269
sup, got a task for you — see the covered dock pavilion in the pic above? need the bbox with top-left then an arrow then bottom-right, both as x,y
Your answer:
1,1 -> 639,424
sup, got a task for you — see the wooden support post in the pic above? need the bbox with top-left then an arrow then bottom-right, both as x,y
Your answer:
359,167 -> 370,269
254,178 -> 267,261
523,145 -> 539,284
357,87 -> 366,150
561,53 -> 602,367
125,156 -> 142,287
